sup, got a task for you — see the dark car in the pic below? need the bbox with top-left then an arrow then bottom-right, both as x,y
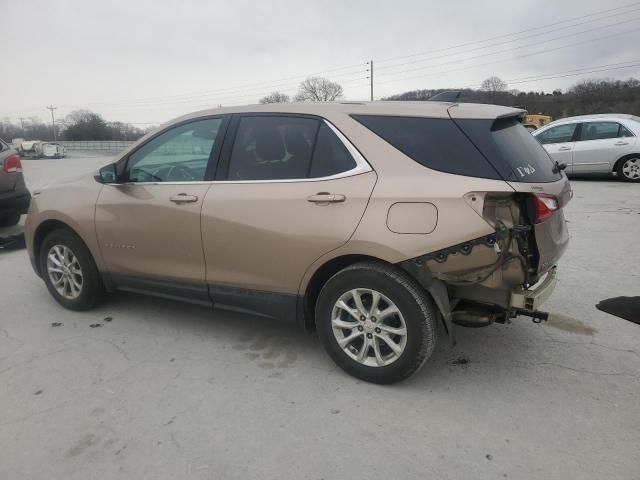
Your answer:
0,138 -> 30,227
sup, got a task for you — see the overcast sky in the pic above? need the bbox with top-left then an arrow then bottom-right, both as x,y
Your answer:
2,0 -> 639,125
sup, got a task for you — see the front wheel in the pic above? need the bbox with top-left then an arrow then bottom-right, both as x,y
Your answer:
39,229 -> 105,311
316,261 -> 437,384
618,157 -> 640,182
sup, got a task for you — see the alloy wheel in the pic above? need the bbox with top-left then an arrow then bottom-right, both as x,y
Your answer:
622,158 -> 640,180
47,245 -> 83,300
331,288 -> 407,367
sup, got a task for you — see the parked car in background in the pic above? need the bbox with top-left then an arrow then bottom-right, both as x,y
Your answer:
25,102 -> 570,383
532,114 -> 640,182
0,138 -> 30,226
11,138 -> 24,151
43,143 -> 66,159
20,140 -> 43,159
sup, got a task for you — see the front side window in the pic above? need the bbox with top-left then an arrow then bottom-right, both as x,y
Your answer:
125,118 -> 224,182
578,122 -> 621,141
536,124 -> 577,144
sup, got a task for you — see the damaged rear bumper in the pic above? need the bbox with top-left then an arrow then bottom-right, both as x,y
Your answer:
510,266 -> 557,311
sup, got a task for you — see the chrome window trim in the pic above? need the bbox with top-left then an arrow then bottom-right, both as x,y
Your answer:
111,119 -> 373,186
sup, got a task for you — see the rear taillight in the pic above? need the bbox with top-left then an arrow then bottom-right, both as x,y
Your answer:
534,193 -> 559,223
3,154 -> 22,173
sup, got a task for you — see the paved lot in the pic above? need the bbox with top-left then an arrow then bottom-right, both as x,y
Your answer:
1,155 -> 639,480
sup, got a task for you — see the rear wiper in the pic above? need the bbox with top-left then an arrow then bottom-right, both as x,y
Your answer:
552,161 -> 567,173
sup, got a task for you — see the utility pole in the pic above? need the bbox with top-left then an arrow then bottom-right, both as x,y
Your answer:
18,117 -> 26,130
368,60 -> 374,101
46,105 -> 57,142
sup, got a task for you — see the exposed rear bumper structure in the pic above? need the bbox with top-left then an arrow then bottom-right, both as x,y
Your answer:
510,266 -> 557,312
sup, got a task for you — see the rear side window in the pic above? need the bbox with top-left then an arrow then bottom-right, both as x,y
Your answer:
310,123 -> 357,178
578,122 -> 629,141
227,116 -> 318,180
620,125 -> 635,137
535,124 -> 578,144
352,115 -> 501,180
455,117 -> 562,183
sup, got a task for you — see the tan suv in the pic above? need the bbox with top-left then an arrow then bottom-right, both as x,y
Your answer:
25,102 -> 571,383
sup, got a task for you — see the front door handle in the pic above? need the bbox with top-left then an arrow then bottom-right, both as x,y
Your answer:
558,146 -> 572,151
170,193 -> 199,204
307,192 -> 346,204
614,141 -> 629,146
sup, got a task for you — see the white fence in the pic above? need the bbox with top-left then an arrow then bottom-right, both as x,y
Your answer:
59,141 -> 135,152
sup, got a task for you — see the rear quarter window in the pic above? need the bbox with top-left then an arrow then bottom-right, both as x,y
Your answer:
454,117 -> 562,183
351,115 -> 501,180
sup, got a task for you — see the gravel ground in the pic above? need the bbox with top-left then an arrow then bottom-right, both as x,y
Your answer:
1,154 -> 639,480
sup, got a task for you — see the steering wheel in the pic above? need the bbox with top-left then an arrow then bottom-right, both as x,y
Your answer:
129,167 -> 163,182
151,164 -> 197,182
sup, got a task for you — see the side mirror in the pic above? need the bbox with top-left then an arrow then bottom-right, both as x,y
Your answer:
95,163 -> 118,184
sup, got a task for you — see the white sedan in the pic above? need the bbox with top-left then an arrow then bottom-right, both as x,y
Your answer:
532,114 -> 640,182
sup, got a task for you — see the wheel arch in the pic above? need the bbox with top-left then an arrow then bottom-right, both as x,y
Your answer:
613,153 -> 640,175
301,254 -> 387,332
33,220 -> 94,277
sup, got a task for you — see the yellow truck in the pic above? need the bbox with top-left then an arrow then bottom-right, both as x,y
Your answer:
524,114 -> 552,131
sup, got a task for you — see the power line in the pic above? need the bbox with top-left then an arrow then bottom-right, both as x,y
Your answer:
374,27 -> 640,87
375,17 -> 640,81
375,1 -> 640,65
376,8 -> 640,73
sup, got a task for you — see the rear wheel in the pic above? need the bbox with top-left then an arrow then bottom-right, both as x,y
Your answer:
618,157 -> 640,182
0,213 -> 21,227
316,261 -> 437,384
39,229 -> 105,311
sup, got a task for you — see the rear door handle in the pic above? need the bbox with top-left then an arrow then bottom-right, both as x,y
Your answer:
558,146 -> 572,151
307,192 -> 346,204
614,141 -> 629,146
170,193 -> 199,204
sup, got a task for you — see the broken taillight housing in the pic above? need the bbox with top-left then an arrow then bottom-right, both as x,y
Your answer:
533,193 -> 559,223
3,154 -> 22,173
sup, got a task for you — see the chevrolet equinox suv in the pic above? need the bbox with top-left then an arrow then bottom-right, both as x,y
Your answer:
25,102 -> 570,384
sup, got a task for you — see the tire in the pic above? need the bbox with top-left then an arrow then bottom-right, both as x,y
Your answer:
0,213 -> 21,227
39,228 -> 105,311
316,261 -> 437,384
617,157 -> 640,182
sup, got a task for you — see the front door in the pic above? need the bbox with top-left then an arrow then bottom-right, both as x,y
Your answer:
95,117 -> 227,301
536,123 -> 578,174
200,115 -> 376,317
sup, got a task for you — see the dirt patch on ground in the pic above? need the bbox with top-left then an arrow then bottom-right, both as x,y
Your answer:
546,314 -> 597,335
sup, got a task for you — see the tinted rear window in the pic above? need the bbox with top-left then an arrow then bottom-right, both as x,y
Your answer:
454,117 -> 562,183
310,123 -> 356,178
352,115 -> 501,180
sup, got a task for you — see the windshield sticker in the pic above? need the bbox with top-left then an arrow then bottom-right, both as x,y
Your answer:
516,163 -> 537,177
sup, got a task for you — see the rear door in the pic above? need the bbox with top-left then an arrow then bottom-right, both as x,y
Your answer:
95,117 -> 227,301
201,114 -> 376,305
572,121 -> 635,173
533,123 -> 578,174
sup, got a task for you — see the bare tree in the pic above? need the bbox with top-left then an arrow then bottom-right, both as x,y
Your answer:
481,76 -> 508,103
294,77 -> 343,102
259,91 -> 290,104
